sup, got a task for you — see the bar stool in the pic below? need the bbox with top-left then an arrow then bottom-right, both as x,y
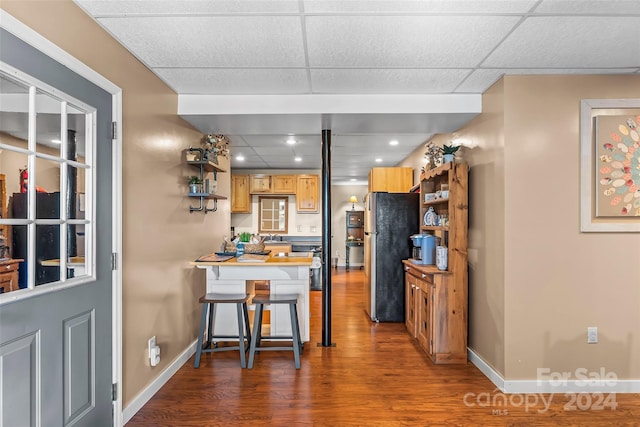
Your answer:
248,294 -> 303,369
194,293 -> 252,368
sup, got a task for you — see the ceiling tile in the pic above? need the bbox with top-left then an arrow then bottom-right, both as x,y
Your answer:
76,0 -> 301,14
154,68 -> 309,94
227,136 -> 249,146
455,69 -> 506,93
252,147 -> 296,156
534,0 -> 640,14
97,16 -> 306,67
457,68 -> 640,93
305,15 -> 520,67
310,68 -> 471,93
303,0 -> 537,13
483,17 -> 640,68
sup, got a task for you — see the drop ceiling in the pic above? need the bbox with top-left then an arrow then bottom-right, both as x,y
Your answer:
74,0 -> 640,183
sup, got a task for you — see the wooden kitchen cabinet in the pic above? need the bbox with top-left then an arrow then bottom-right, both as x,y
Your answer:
0,173 -> 9,255
0,259 -> 22,293
405,271 -> 419,338
250,174 -> 297,195
272,175 -> 296,194
404,262 -> 466,364
368,167 -> 413,192
295,175 -> 319,213
250,174 -> 272,194
231,174 -> 251,213
403,162 -> 468,364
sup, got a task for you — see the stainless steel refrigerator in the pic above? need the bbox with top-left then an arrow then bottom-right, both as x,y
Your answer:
364,192 -> 419,322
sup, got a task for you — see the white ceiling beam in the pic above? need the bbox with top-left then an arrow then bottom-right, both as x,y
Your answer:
178,94 -> 481,115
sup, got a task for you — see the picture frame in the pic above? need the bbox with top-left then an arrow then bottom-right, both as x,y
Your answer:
580,98 -> 640,232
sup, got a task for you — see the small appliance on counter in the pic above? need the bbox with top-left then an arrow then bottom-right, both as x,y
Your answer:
409,233 -> 436,265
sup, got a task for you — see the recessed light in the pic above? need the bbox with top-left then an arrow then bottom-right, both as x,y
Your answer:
286,138 -> 297,145
236,154 -> 245,161
294,157 -> 302,162
52,139 -> 61,144
375,158 -> 382,163
350,178 -> 357,182
389,140 -> 399,146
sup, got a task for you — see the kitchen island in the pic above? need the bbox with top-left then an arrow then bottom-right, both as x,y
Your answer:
191,253 -> 313,342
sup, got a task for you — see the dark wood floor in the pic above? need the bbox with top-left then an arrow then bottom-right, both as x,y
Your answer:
127,268 -> 639,426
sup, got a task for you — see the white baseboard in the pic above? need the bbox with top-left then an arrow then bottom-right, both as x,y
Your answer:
123,340 -> 197,424
468,348 -> 505,391
468,348 -> 640,394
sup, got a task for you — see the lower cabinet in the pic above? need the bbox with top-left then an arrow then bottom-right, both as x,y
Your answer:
0,259 -> 21,293
405,271 -> 418,338
404,261 -> 467,364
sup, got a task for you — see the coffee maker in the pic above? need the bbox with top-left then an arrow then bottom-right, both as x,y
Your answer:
410,234 -> 435,265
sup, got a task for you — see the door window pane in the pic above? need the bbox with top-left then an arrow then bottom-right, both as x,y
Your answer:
35,90 -> 61,156
0,68 -> 95,293
0,75 -> 29,151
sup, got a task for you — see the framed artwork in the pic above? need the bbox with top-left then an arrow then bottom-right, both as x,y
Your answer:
580,99 -> 640,232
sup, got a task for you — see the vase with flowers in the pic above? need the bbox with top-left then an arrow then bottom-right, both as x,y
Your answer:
201,134 -> 230,164
424,140 -> 443,170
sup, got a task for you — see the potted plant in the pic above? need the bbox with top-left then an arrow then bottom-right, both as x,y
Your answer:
188,175 -> 203,194
442,144 -> 460,163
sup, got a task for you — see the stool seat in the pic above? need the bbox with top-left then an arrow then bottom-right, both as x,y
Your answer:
248,293 -> 303,369
194,292 -> 251,369
200,293 -> 251,304
251,293 -> 299,305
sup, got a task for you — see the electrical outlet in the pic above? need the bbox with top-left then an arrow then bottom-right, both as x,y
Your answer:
148,336 -> 161,366
297,225 -> 302,232
587,327 -> 598,344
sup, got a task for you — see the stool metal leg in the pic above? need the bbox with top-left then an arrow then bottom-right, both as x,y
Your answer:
292,303 -> 303,352
207,303 -> 215,348
194,302 -> 209,368
289,303 -> 301,369
236,303 -> 247,368
247,303 -> 263,369
242,302 -> 251,346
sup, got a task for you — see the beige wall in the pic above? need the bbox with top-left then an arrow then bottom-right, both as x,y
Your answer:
401,75 -> 640,381
1,0 -> 230,406
501,75 -> 639,379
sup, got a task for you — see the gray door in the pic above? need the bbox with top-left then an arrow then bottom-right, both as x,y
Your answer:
0,29 -> 113,426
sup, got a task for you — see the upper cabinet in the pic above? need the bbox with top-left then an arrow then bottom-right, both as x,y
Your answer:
368,167 -> 413,193
250,174 -> 271,194
296,175 -> 319,213
249,174 -> 296,194
231,175 -> 251,213
272,175 -> 296,194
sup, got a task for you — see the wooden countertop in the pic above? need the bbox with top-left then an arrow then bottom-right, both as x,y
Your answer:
191,253 -> 313,267
0,258 -> 23,266
41,257 -> 85,267
402,259 -> 450,275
